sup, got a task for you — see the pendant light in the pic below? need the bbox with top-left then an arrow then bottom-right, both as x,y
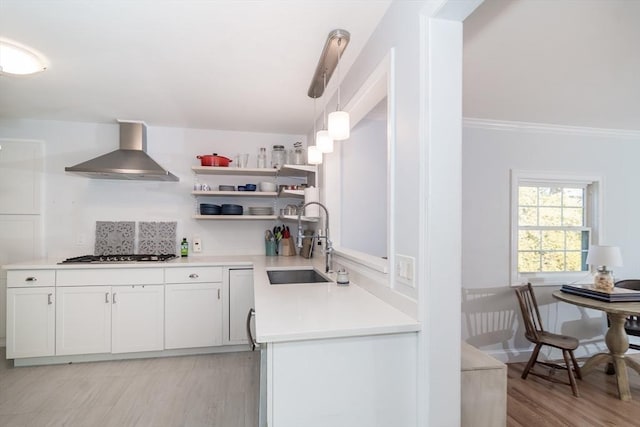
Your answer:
306,29 -> 350,157
316,72 -> 334,154
307,145 -> 323,165
328,37 -> 350,141
308,96 -> 323,165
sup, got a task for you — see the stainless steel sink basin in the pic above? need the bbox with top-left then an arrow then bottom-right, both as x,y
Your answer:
267,269 -> 331,285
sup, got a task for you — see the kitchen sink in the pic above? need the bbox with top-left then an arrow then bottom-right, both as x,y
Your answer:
267,269 -> 331,285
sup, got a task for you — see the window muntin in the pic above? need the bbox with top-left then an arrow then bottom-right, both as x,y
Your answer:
516,184 -> 589,274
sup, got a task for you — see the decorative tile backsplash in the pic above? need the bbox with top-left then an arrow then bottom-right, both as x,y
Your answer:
94,221 -> 135,255
138,221 -> 177,255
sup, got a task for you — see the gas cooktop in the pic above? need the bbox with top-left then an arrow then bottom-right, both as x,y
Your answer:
59,254 -> 177,264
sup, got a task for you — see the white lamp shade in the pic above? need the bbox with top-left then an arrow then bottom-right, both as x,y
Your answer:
328,110 -> 350,140
307,145 -> 323,165
0,39 -> 47,75
586,245 -> 623,267
316,130 -> 334,153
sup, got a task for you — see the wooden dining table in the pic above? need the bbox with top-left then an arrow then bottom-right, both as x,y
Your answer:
552,290 -> 640,401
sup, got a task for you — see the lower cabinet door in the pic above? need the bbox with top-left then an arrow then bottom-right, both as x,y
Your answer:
111,285 -> 164,354
56,286 -> 112,355
6,287 -> 55,359
165,282 -> 222,349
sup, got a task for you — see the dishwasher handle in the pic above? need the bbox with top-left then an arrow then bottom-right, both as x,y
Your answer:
246,308 -> 259,351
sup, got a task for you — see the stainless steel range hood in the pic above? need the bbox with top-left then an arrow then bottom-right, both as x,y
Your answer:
65,120 -> 178,181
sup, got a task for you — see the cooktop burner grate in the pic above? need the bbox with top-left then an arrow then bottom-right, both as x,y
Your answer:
60,254 -> 177,264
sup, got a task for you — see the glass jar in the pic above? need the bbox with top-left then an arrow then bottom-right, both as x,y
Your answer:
594,269 -> 615,291
291,147 -> 305,165
257,147 -> 267,168
271,145 -> 286,168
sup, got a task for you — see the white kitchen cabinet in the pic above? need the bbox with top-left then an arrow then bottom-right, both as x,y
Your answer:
56,286 -> 112,356
228,268 -> 254,344
165,282 -> 222,349
111,285 -> 164,353
265,333 -> 417,427
6,287 -> 55,358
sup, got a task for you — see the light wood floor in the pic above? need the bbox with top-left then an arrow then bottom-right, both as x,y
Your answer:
507,360 -> 640,426
0,347 -> 259,427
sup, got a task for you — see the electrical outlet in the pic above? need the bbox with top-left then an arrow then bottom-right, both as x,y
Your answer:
395,254 -> 415,287
193,237 -> 202,253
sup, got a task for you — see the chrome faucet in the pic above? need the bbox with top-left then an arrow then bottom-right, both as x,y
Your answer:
297,201 -> 333,273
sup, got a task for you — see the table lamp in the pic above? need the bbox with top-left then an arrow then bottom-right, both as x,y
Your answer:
586,245 -> 623,291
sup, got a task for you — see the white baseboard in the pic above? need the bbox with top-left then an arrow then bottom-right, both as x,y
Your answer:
11,345 -> 250,367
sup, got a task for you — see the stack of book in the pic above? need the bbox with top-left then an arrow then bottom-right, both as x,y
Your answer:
561,284 -> 640,302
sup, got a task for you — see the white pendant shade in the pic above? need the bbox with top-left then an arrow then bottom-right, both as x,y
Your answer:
328,110 -> 350,141
307,145 -> 323,165
0,39 -> 47,75
316,130 -> 334,153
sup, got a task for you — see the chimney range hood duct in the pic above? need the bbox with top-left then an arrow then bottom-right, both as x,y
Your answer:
65,120 -> 179,182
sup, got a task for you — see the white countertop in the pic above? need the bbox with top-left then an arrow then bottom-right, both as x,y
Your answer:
2,255 -> 420,344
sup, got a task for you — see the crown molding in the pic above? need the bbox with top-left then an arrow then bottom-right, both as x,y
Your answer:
463,117 -> 640,139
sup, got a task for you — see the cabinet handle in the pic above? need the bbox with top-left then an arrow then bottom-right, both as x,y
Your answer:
105,292 -> 110,303
113,293 -> 117,304
25,276 -> 37,282
246,308 -> 258,351
47,293 -> 53,305
189,273 -> 199,279
218,288 -> 221,299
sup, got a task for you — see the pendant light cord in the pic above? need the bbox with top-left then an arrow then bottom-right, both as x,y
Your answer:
336,38 -> 342,110
313,96 -> 317,142
323,72 -> 327,129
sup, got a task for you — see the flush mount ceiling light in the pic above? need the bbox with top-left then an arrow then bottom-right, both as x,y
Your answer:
0,38 -> 48,76
308,29 -> 350,153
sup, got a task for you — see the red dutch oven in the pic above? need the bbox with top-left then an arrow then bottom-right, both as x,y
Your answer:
197,153 -> 232,167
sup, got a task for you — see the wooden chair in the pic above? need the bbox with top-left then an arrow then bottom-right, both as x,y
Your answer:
514,283 -> 582,397
613,280 -> 640,351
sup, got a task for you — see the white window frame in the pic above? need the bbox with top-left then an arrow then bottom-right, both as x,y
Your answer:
510,170 -> 603,286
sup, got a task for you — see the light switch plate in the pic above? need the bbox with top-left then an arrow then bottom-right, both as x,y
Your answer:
193,237 -> 202,253
395,254 -> 415,288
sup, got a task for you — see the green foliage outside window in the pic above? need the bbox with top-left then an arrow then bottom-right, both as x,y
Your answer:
517,185 -> 588,273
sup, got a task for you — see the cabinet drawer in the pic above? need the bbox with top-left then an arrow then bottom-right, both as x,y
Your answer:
7,270 -> 56,288
57,268 -> 164,286
165,266 -> 222,283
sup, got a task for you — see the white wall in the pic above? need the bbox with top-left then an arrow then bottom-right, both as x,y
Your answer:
0,118 -> 305,260
329,1 -> 477,426
462,119 -> 640,360
325,2 -> 425,299
340,115 -> 387,257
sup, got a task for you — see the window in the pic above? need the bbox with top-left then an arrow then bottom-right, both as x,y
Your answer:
511,171 -> 601,284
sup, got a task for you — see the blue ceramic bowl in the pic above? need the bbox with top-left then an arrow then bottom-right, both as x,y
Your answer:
245,184 -> 257,191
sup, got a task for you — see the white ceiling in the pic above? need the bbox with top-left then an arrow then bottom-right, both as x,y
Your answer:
463,0 -> 640,131
5,1 -> 637,135
0,0 -> 391,134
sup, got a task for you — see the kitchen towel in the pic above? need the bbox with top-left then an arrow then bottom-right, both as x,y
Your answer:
304,186 -> 320,217
138,221 -> 177,255
94,221 -> 135,255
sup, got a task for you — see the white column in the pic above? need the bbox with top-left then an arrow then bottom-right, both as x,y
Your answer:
417,1 -> 484,426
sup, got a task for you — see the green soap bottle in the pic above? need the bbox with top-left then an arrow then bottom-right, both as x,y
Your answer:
181,238 -> 188,257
